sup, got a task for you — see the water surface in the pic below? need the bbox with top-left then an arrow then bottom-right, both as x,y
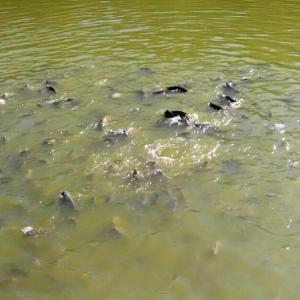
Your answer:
1,1 -> 300,299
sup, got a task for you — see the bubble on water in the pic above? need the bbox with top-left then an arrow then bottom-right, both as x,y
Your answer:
271,122 -> 285,134
145,138 -> 220,176
95,79 -> 108,86
212,240 -> 223,255
272,137 -> 291,154
112,92 -> 121,98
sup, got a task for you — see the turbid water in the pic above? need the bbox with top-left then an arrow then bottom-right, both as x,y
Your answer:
1,0 -> 300,299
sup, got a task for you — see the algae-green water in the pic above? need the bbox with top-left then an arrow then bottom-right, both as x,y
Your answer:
1,1 -> 300,299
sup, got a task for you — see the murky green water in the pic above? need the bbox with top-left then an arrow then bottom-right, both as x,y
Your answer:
1,0 -> 300,299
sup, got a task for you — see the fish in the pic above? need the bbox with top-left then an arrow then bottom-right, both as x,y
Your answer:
20,226 -> 42,237
222,81 -> 239,94
0,93 -> 8,100
153,86 -> 188,95
45,82 -> 56,94
94,115 -> 110,130
140,67 -> 154,76
1,136 -> 8,144
165,86 -> 188,93
130,169 -> 145,181
219,94 -> 237,103
45,80 -> 56,86
164,110 -> 189,119
152,89 -> 165,95
155,110 -> 191,128
59,191 -> 76,209
102,128 -> 133,145
134,90 -> 147,101
104,128 -> 131,138
23,84 -> 34,91
42,138 -> 56,146
50,98 -> 77,108
193,123 -> 219,135
208,102 -> 223,111
0,94 -> 8,105
0,177 -> 14,184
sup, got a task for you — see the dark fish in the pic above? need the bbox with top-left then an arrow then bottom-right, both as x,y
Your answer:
153,86 -> 188,95
130,169 -> 144,181
208,102 -> 223,111
221,95 -> 236,103
45,84 -> 56,94
164,110 -> 189,119
59,191 -> 75,209
166,86 -> 188,93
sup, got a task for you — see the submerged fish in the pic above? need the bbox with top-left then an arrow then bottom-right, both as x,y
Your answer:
134,90 -> 147,101
59,191 -> 76,209
0,177 -> 14,184
104,128 -> 131,138
0,93 -> 9,100
221,81 -> 239,94
128,161 -> 164,184
50,98 -> 77,108
94,115 -> 110,130
42,138 -> 56,146
102,128 -> 133,145
45,80 -> 56,86
140,67 -> 154,76
219,94 -> 237,103
20,226 -> 43,237
23,83 -> 35,91
1,136 -> 8,144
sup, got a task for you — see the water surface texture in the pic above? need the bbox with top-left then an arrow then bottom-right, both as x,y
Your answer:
1,0 -> 300,299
